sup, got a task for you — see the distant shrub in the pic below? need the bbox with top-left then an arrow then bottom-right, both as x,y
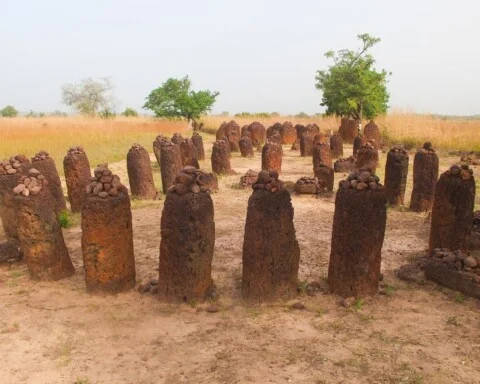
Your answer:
234,112 -> 271,118
58,210 -> 72,228
270,112 -> 280,117
1,105 -> 18,117
122,107 -> 138,117
220,111 -> 229,117
99,109 -> 116,119
295,112 -> 310,118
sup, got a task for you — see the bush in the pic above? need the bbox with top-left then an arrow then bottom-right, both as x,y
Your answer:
99,109 -> 116,119
1,105 -> 18,117
295,112 -> 310,118
58,210 -> 73,228
234,112 -> 271,118
122,107 -> 138,117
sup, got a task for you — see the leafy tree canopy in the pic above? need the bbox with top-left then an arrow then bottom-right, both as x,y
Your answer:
122,107 -> 138,117
61,77 -> 115,116
1,105 -> 18,117
315,33 -> 390,121
143,76 -> 219,121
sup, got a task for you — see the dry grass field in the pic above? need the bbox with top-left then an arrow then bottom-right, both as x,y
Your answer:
0,115 -> 480,384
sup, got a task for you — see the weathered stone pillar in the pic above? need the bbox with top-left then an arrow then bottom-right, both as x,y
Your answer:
429,164 -> 476,254
239,136 -> 255,157
63,146 -> 91,213
355,141 -> 379,172
353,136 -> 367,156
216,121 -> 240,152
313,142 -> 333,172
300,132 -> 314,157
330,133 -> 343,158
180,138 -> 200,168
328,169 -> 387,298
211,140 -> 234,175
160,141 -> 183,194
82,164 -> 135,293
410,142 -> 439,212
31,151 -> 66,215
159,167 -> 216,302
364,120 -> 381,142
0,155 -> 30,243
262,142 -> 283,173
281,121 -> 296,144
126,143 -> 157,200
13,169 -> 74,280
246,121 -> 266,146
242,171 -> 300,301
191,132 -> 205,161
339,118 -> 358,144
153,134 -> 167,166
171,133 -> 184,145
384,146 -> 409,205
268,132 -> 282,146
314,164 -> 334,192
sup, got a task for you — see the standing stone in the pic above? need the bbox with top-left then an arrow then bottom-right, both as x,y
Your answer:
384,146 -> 409,205
296,124 -> 319,144
291,140 -> 299,151
0,155 -> 31,243
314,164 -> 334,192
191,132 -> 205,161
82,164 -> 135,293
239,136 -> 255,158
216,121 -> 240,152
281,121 -> 296,144
262,142 -> 283,173
63,146 -> 91,213
353,136 -> 367,156
126,143 -> 157,200
268,132 -> 282,146
180,138 -> 200,168
211,140 -> 234,175
339,118 -> 358,144
31,151 -> 66,215
159,167 -> 216,302
429,165 -> 476,254
364,120 -> 381,143
410,142 -> 439,212
239,169 -> 259,189
171,133 -> 184,145
153,134 -> 167,166
266,123 -> 283,142
328,169 -> 387,298
355,141 -> 379,172
330,133 -> 343,158
160,141 -> 183,194
300,131 -> 315,157
313,142 -> 333,172
13,171 -> 74,280
242,171 -> 300,301
247,121 -> 266,146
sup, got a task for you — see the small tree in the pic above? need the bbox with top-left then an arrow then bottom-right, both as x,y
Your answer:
1,105 -> 18,117
61,77 -> 115,116
122,107 -> 138,117
315,34 -> 390,130
143,76 -> 219,122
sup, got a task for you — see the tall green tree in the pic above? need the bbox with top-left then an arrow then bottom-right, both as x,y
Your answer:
143,76 -> 219,122
315,34 -> 390,124
0,105 -> 18,117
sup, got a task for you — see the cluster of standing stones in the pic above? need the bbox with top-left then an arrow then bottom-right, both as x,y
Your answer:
0,118 -> 478,303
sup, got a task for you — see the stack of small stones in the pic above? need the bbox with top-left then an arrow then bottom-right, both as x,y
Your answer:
430,249 -> 480,284
31,150 -> 49,162
339,168 -> 381,191
333,156 -> 356,173
294,177 -> 321,194
67,146 -> 85,156
418,141 -> 435,154
239,169 -> 258,189
171,133 -> 184,145
86,164 -> 126,198
167,166 -> 213,195
460,152 -> 479,166
252,170 -> 284,192
12,168 -> 49,196
0,155 -> 28,175
445,163 -> 474,180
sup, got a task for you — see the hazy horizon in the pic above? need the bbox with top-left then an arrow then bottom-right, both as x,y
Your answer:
2,0 -> 480,116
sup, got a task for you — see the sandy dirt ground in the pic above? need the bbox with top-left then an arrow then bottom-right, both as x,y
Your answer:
1,139 -> 480,384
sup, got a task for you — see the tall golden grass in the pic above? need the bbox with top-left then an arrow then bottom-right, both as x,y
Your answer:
0,117 -> 188,174
202,112 -> 480,152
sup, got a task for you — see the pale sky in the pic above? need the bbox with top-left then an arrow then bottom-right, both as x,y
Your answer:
2,0 -> 480,115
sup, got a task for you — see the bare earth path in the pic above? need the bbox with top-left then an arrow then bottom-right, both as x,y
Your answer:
1,141 -> 479,384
